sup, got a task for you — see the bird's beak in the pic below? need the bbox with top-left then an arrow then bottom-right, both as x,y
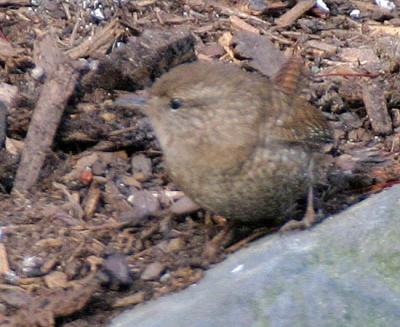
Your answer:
114,91 -> 149,111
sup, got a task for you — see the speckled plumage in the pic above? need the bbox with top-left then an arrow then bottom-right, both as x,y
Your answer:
145,61 -> 332,222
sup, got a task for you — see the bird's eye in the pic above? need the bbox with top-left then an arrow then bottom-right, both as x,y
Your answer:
169,98 -> 183,110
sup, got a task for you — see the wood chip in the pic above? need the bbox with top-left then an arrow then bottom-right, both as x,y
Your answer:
112,291 -> 145,308
218,31 -> 235,61
305,40 -> 337,56
35,238 -> 63,248
233,31 -> 287,78
362,81 -> 392,135
275,0 -> 316,28
83,182 -> 101,219
229,16 -> 259,34
44,271 -> 68,289
0,243 -> 10,274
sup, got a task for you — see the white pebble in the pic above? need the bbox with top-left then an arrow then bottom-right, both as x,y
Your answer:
375,0 -> 396,11
315,0 -> 330,12
31,66 -> 44,80
350,9 -> 361,18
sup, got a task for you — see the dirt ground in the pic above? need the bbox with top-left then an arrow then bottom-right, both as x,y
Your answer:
1,0 -> 400,326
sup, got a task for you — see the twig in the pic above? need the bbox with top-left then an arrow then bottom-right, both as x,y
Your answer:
66,19 -> 123,59
225,228 -> 270,253
275,0 -> 316,28
13,35 -> 78,193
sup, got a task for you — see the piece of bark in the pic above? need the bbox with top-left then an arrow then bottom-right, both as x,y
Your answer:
362,81 -> 392,135
13,35 -> 78,194
0,274 -> 100,326
233,31 -> 287,78
275,0 -> 316,27
0,0 -> 31,6
236,0 -> 288,15
81,27 -> 196,92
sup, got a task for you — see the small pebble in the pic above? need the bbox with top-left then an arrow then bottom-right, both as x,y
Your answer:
31,66 -> 45,80
167,238 -> 185,253
141,262 -> 165,281
102,254 -> 133,288
131,154 -> 152,181
91,7 -> 105,21
350,9 -> 360,19
22,256 -> 43,277
315,0 -> 329,13
127,189 -> 160,219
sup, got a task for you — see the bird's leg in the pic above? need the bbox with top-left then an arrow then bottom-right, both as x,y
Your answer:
280,186 -> 316,231
203,221 -> 234,262
280,158 -> 317,232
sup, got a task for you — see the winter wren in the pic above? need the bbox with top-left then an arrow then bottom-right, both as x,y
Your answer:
143,60 -> 332,223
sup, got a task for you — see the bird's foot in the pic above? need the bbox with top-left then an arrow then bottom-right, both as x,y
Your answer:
280,187 -> 317,232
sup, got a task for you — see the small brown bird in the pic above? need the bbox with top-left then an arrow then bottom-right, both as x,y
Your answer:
139,60 -> 332,226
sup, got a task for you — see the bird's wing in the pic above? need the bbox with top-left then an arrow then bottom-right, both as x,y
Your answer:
265,95 -> 333,150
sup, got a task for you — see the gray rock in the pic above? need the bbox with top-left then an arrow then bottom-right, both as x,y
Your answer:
111,186 -> 400,327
